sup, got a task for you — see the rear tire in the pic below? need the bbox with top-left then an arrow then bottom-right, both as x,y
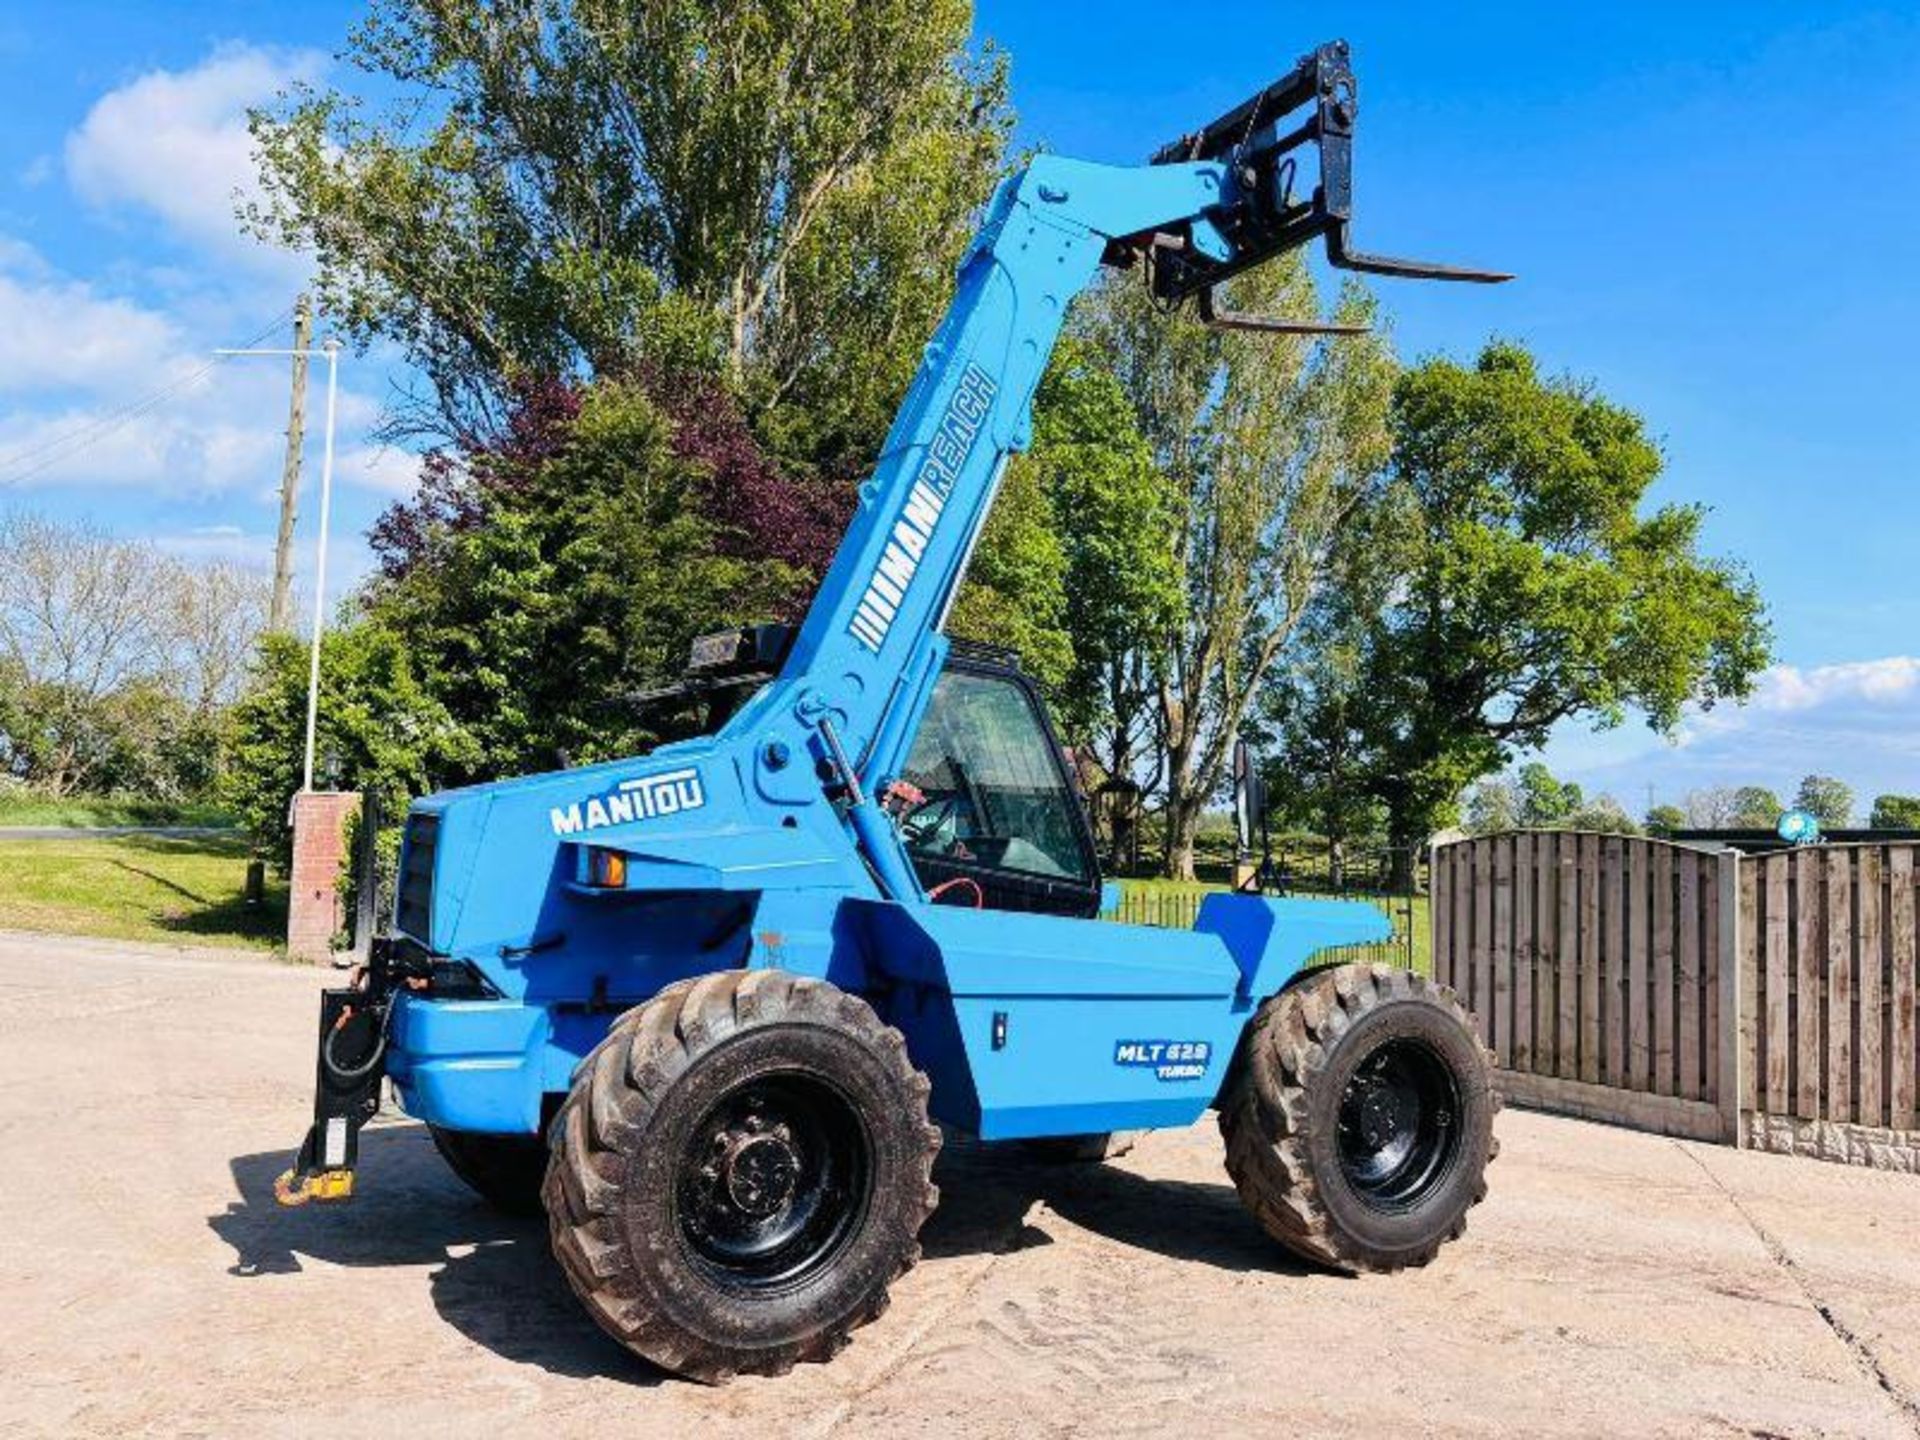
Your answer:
1220,963 -> 1498,1273
543,970 -> 941,1382
429,1126 -> 547,1217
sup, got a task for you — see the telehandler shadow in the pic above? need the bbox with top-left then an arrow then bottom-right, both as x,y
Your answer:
211,1123 -> 656,1384
924,1136 -> 1319,1277
211,1123 -> 1314,1385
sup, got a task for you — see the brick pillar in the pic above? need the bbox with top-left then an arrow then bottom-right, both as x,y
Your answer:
288,791 -> 361,964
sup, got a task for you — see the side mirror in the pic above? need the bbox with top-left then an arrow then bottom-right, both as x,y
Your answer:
1232,738 -> 1270,890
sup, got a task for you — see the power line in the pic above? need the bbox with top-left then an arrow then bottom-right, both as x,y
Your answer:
0,307 -> 296,485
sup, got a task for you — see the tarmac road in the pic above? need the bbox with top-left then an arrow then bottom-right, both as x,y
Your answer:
2,929 -> 1917,1438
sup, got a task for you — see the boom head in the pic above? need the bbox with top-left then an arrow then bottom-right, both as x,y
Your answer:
1140,39 -> 1510,313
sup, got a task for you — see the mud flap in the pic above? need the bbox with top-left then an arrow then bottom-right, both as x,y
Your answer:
275,985 -> 389,1206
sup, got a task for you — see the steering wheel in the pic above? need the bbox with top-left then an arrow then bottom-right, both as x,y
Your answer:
900,792 -> 962,848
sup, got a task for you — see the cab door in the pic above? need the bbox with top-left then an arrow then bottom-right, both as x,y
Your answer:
896,658 -> 1102,918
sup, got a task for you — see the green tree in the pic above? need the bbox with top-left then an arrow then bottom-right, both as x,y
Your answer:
1463,777 -> 1520,835
370,381 -> 797,777
1087,264 -> 1395,879
247,0 -> 1009,459
1566,793 -> 1640,835
1459,762 -> 1617,836
1516,761 -> 1583,827
1326,341 -> 1769,870
224,624 -> 479,863
951,340 -> 1182,766
945,455 -> 1071,691
1728,785 -> 1784,829
1792,774 -> 1854,829
1263,624 -> 1387,869
1459,761 -> 1588,834
1870,793 -> 1920,828
1645,803 -> 1687,837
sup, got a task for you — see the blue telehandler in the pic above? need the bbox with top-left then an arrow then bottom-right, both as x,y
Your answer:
279,41 -> 1508,1382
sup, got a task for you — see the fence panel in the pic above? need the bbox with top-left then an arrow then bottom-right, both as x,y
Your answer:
1763,853 -> 1790,1114
1703,849 -> 1723,1110
1580,834 -> 1601,1084
1733,843 -> 1920,1170
1860,848 -> 1883,1126
1653,844 -> 1674,1095
1795,848 -> 1822,1119
1827,851 -> 1854,1124
1431,834 -> 1724,1140
1556,834 -> 1579,1079
1893,847 -> 1917,1131
1678,852 -> 1701,1100
1514,833 -> 1534,1073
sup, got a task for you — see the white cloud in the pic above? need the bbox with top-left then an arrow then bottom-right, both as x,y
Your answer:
1745,657 -> 1920,712
0,259 -> 182,396
337,445 -> 422,498
0,232 -> 395,502
63,43 -> 323,271
0,401 -> 283,496
1540,656 -> 1920,807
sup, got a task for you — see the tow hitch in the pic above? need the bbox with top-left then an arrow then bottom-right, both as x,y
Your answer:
274,944 -> 405,1206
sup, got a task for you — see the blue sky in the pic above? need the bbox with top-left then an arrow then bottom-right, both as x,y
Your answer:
0,3 -> 1915,816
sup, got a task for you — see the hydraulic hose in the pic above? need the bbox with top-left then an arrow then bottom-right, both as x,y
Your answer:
321,1001 -> 389,1086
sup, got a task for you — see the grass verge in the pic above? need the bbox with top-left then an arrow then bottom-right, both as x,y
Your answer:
0,794 -> 238,829
0,834 -> 284,950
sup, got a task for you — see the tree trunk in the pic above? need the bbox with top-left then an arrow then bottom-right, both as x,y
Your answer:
1385,809 -> 1421,892
1163,790 -> 1203,882
1160,715 -> 1200,880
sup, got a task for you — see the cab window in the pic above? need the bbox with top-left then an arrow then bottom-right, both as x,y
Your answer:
899,669 -> 1093,886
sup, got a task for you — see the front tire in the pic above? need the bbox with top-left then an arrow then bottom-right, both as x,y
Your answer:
1220,963 -> 1497,1273
543,970 -> 941,1382
429,1126 -> 547,1217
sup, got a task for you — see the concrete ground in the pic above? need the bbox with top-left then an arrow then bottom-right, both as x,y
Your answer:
2,931 -> 1917,1439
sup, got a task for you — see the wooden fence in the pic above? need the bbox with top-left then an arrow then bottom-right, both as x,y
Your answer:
1431,834 -> 1920,1166
1432,834 -> 1729,1141
1740,845 -> 1918,1139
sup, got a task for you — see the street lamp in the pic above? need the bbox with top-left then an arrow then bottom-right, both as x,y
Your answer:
216,337 -> 342,792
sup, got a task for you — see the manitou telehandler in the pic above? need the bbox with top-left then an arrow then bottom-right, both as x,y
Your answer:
279,41 -> 1508,1382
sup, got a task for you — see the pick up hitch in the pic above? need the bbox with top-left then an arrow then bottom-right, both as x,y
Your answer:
274,945 -> 404,1206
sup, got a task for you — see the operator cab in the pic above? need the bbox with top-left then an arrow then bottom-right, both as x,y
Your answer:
640,627 -> 1101,919
895,641 -> 1101,919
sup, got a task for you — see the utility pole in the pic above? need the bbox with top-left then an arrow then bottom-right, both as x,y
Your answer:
218,334 -> 343,792
268,296 -> 312,633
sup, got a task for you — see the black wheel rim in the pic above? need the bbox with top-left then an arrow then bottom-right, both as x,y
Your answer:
1336,1035 -> 1462,1212
675,1071 -> 871,1295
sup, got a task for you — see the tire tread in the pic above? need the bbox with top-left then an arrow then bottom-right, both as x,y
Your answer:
1219,963 -> 1498,1273
543,969 -> 939,1382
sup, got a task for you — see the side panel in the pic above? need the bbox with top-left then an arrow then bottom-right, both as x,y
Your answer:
388,889 -> 855,1135
1194,892 -> 1396,1000
859,901 -> 1247,1137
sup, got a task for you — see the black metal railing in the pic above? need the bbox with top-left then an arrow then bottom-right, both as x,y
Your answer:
1100,846 -> 1427,975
